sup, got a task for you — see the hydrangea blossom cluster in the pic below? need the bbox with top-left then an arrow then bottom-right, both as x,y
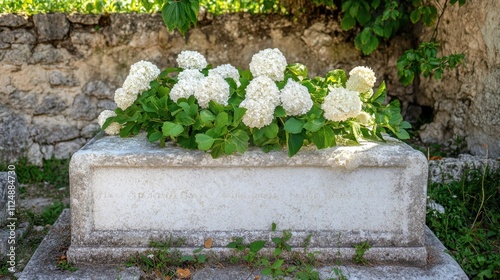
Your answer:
169,69 -> 205,102
176,50 -> 208,70
115,60 -> 160,110
97,110 -> 121,135
209,64 -> 241,87
280,79 -> 313,116
194,74 -> 231,109
240,76 -> 281,128
346,66 -> 376,94
249,48 -> 287,82
321,87 -> 362,122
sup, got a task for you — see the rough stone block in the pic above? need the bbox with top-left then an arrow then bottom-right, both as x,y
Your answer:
0,14 -> 28,28
33,13 -> 70,42
68,134 -> 428,266
0,172 -> 18,227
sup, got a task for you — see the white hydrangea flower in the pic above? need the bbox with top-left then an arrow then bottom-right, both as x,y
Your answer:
178,69 -> 205,81
114,88 -> 137,110
122,60 -> 161,95
321,87 -> 362,122
244,76 -> 280,107
194,74 -> 230,109
209,64 -> 241,87
169,69 -> 205,103
240,99 -> 275,129
346,66 -> 376,94
249,48 -> 287,81
176,50 -> 208,70
280,79 -> 313,116
97,110 -> 121,135
355,112 -> 373,125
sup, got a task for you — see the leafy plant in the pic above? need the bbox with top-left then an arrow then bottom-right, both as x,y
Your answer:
353,241 -> 371,265
104,58 -> 410,158
426,165 -> 500,279
38,201 -> 66,225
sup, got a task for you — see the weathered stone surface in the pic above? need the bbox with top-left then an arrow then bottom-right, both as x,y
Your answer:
428,154 -> 500,184
0,107 -> 30,162
68,134 -> 428,265
70,94 -> 99,121
40,145 -> 54,160
0,14 -> 28,27
8,90 -> 38,110
0,29 -> 36,44
34,95 -> 68,115
30,44 -> 69,64
417,0 -> 500,157
27,142 -> 43,165
49,70 -> 78,86
67,14 -> 101,25
31,123 -> 80,145
83,80 -> 113,99
81,123 -> 100,138
97,100 -> 116,110
54,139 -> 86,159
21,209 -> 468,279
33,13 -> 70,42
2,44 -> 32,65
19,209 -> 142,280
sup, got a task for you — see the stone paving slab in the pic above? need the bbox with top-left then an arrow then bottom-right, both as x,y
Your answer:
19,209 -> 467,279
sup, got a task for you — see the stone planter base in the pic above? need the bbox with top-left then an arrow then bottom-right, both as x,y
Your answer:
67,133 -> 428,265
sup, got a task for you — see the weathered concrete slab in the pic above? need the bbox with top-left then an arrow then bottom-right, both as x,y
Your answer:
21,209 -> 468,279
19,209 -> 141,280
68,133 -> 428,265
0,171 -> 26,257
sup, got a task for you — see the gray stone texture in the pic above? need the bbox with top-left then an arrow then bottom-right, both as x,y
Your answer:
0,10 -> 498,164
34,95 -> 68,115
0,106 -> 30,162
67,134 -> 428,266
0,14 -> 28,27
0,172 -> 18,227
22,210 -> 467,279
33,13 -> 70,42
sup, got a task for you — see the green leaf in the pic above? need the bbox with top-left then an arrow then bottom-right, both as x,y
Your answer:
228,129 -> 249,153
395,128 -> 410,139
272,259 -> 285,269
261,268 -> 272,276
303,119 -> 324,132
284,118 -> 305,134
200,109 -> 216,123
195,133 -> 215,151
371,81 -> 386,103
400,121 -> 412,129
286,63 -> 308,78
341,14 -> 356,30
263,123 -> 279,138
311,126 -> 336,149
181,255 -> 196,262
148,131 -> 164,143
410,9 -> 421,23
249,240 -> 266,253
215,112 -> 229,128
271,222 -> 277,231
287,133 -> 305,157
162,121 -> 184,137
356,6 -> 371,25
233,107 -> 246,126
274,106 -> 286,118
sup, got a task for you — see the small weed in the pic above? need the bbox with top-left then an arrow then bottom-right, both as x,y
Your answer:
57,259 -> 78,272
0,157 -> 70,188
38,201 -> 66,225
353,241 -> 371,265
331,267 -> 348,280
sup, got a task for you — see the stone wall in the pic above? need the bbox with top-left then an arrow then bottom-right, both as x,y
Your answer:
417,0 -> 500,158
0,6 -> 498,164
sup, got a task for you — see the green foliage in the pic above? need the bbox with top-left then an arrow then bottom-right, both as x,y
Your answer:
105,63 -> 409,158
38,201 -> 66,225
426,167 -> 500,279
397,42 -> 465,85
0,158 -> 70,189
353,241 -> 371,265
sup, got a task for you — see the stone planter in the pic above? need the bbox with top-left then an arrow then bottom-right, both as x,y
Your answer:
67,133 -> 428,265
